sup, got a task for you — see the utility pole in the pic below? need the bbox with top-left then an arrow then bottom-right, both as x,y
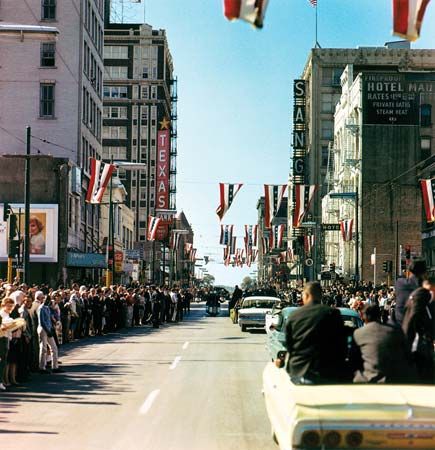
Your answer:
106,157 -> 114,287
24,126 -> 31,285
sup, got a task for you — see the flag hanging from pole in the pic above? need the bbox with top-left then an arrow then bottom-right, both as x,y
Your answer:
190,248 -> 197,262
223,246 -> 231,266
86,158 -> 116,204
219,224 -> 234,246
264,184 -> 287,228
420,179 -> 435,223
270,224 -> 285,250
223,0 -> 270,28
340,219 -> 354,242
185,242 -> 193,258
293,184 -> 317,228
244,224 -> 258,248
216,183 -> 243,221
261,236 -> 269,255
230,236 -> 237,255
287,248 -> 295,263
308,0 -> 317,6
251,248 -> 258,263
393,0 -> 431,41
169,230 -> 182,250
147,216 -> 162,241
304,234 -> 315,255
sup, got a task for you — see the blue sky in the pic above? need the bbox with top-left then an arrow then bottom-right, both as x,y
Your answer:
119,0 -> 435,286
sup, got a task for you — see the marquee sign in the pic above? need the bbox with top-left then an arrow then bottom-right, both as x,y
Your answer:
155,118 -> 170,240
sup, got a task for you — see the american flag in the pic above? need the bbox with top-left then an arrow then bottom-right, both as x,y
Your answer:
308,0 -> 317,6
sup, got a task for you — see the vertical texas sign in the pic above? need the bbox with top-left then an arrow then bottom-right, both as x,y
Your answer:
155,117 -> 170,240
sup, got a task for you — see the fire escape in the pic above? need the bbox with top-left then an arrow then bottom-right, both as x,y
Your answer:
169,77 -> 178,210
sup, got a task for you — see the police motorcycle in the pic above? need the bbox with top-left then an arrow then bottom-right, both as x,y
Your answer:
205,291 -> 221,317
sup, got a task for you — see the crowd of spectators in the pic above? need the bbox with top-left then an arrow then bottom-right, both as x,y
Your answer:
0,281 -> 194,391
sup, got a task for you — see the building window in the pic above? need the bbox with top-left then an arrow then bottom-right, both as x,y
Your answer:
421,136 -> 432,161
321,93 -> 333,113
104,46 -> 129,59
40,83 -> 55,118
40,42 -> 55,67
102,146 -> 127,160
103,106 -> 128,119
321,120 -> 333,140
321,146 -> 329,167
103,126 -> 127,139
141,86 -> 149,99
421,104 -> 432,127
106,66 -> 128,79
151,85 -> 157,99
142,64 -> 149,79
103,86 -> 128,99
332,68 -> 343,86
41,0 -> 56,20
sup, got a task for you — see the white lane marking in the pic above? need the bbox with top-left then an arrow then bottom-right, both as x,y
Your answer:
169,356 -> 182,370
182,341 -> 189,350
139,389 -> 160,415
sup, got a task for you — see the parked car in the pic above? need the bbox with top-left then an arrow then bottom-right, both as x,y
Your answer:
266,307 -> 363,361
238,296 -> 280,332
263,361 -> 435,450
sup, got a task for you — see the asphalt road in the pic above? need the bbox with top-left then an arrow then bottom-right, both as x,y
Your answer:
0,303 -> 274,450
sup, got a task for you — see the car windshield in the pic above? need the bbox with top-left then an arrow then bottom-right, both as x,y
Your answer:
242,299 -> 276,309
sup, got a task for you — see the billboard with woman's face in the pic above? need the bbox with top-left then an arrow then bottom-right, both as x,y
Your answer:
0,204 -> 58,262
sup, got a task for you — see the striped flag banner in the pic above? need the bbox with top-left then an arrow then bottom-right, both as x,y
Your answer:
261,235 -> 269,255
293,184 -> 317,228
340,219 -> 354,242
304,234 -> 315,255
287,248 -> 295,263
220,224 -> 234,246
147,216 -> 162,241
190,248 -> 197,262
393,0 -> 431,41
170,230 -> 182,250
223,246 -> 231,266
264,184 -> 288,228
216,183 -> 243,221
230,236 -> 237,255
223,0 -> 270,28
185,242 -> 193,257
420,178 -> 435,223
244,224 -> 258,248
86,158 -> 116,204
308,0 -> 317,6
270,224 -> 285,250
251,248 -> 258,263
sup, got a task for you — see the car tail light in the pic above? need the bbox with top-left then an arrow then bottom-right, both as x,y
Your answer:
323,431 -> 341,448
301,430 -> 321,448
346,431 -> 363,447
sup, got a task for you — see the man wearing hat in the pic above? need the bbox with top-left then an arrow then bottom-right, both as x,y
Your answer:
394,260 -> 427,326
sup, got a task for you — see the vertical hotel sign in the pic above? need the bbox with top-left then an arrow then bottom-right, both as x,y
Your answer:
156,117 -> 170,240
292,80 -> 306,233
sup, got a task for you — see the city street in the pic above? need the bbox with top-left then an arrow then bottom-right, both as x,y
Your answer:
0,304 -> 273,450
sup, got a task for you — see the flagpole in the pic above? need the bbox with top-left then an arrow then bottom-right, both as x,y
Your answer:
315,2 -> 320,48
106,156 -> 114,288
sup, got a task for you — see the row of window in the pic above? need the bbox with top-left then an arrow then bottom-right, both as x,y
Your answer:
104,86 -> 128,99
84,1 -> 103,55
102,146 -> 128,160
104,106 -> 128,119
105,66 -> 128,79
82,87 -> 102,140
84,41 -> 103,95
81,136 -> 99,174
103,126 -> 127,139
104,45 -> 129,59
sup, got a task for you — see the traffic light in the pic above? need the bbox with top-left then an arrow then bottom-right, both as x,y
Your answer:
382,260 -> 393,273
9,214 -> 17,239
3,203 -> 12,222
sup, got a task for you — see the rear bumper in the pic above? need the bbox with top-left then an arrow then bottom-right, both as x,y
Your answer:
238,317 -> 265,327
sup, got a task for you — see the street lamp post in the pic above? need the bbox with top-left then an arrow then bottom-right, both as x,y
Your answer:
105,161 -> 147,288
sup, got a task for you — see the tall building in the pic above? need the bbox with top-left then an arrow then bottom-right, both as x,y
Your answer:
289,45 -> 435,282
0,0 -> 107,282
103,22 -> 177,245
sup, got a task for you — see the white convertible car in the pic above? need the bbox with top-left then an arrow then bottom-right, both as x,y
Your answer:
237,296 -> 280,332
263,362 -> 435,450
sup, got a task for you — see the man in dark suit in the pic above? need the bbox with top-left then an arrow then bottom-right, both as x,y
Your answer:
353,304 -> 415,383
394,259 -> 426,326
285,282 -> 347,384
